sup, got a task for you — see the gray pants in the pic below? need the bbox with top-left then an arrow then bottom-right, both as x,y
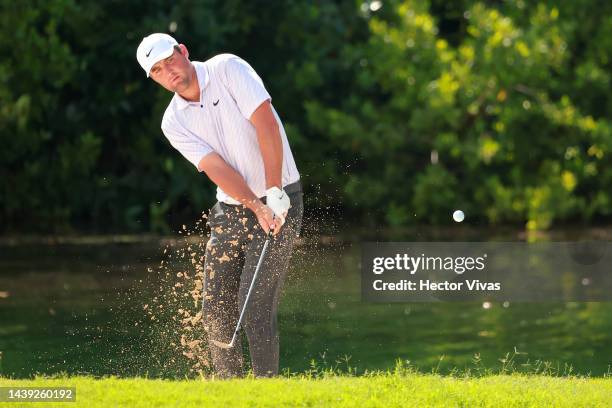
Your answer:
202,182 -> 303,378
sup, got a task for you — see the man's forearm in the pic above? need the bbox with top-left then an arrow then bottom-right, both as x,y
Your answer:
256,125 -> 282,189
198,153 -> 262,212
251,101 -> 283,189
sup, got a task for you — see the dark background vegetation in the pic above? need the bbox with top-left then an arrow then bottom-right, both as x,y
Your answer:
2,0 -> 611,233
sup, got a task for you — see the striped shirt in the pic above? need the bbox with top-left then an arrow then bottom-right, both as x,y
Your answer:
161,54 -> 300,204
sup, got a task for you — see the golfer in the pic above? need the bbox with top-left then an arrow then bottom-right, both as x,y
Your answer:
136,33 -> 303,378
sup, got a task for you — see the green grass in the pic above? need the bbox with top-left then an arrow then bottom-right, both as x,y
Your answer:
1,371 -> 611,407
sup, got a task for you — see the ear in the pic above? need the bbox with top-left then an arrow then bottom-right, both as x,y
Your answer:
178,43 -> 190,59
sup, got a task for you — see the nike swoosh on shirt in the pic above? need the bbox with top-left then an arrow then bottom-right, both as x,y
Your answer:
213,99 -> 219,106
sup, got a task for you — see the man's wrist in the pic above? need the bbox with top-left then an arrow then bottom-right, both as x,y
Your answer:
243,196 -> 264,213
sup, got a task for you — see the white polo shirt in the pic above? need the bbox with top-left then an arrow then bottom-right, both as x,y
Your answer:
160,54 -> 300,204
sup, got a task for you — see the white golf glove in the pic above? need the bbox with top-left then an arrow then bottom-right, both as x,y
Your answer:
266,186 -> 291,227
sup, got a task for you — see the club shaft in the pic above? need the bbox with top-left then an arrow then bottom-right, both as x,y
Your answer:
226,236 -> 271,346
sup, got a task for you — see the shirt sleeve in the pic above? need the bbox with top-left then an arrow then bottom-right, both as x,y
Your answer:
221,55 -> 272,120
161,112 -> 214,170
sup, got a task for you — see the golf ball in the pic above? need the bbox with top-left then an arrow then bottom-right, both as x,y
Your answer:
453,210 -> 465,223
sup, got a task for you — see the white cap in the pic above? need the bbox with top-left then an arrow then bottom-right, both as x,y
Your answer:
136,33 -> 178,77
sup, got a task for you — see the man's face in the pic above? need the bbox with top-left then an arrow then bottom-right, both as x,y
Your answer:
149,46 -> 193,93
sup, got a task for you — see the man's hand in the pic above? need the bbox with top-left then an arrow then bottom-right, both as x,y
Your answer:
266,187 -> 290,227
252,202 -> 282,236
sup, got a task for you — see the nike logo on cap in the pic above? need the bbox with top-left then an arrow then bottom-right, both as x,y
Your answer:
146,47 -> 154,57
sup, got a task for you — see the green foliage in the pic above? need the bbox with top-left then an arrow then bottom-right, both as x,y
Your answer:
309,0 -> 612,228
412,165 -> 458,224
1,0 -> 612,231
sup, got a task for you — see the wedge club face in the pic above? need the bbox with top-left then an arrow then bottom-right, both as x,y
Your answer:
210,338 -> 235,349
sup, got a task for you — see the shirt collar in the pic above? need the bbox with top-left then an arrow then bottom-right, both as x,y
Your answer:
174,61 -> 210,110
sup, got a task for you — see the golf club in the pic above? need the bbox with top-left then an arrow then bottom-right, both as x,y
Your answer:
210,229 -> 274,349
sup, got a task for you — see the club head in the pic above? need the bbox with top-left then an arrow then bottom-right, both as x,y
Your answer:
210,339 -> 234,349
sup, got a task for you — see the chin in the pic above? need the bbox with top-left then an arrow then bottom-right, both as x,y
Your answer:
174,82 -> 188,93
168,82 -> 183,93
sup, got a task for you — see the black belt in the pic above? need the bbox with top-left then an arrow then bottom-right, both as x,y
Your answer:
279,180 -> 302,196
